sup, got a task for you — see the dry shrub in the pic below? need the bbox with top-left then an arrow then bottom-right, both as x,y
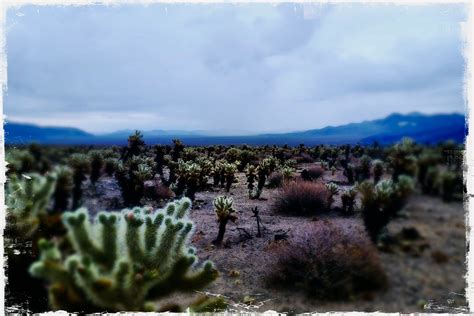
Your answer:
293,153 -> 315,163
267,221 -> 388,300
303,166 -> 324,181
267,171 -> 283,188
156,182 -> 175,200
273,181 -> 329,215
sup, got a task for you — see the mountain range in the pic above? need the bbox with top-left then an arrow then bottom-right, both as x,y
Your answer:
4,112 -> 467,146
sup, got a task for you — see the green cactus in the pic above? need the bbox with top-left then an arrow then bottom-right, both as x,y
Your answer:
438,170 -> 459,202
341,187 -> 357,214
223,162 -> 238,192
372,159 -> 384,184
325,182 -> 339,209
88,150 -> 104,184
245,165 -> 257,198
69,153 -> 91,209
358,177 -> 414,242
388,138 -> 418,181
29,197 -> 219,312
212,196 -> 237,245
115,156 -> 156,206
6,173 -> 57,238
53,165 -> 73,213
104,157 -> 118,177
126,130 -> 146,158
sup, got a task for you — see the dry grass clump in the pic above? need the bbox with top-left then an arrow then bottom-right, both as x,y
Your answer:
266,221 -> 388,300
267,171 -> 284,188
273,181 -> 329,215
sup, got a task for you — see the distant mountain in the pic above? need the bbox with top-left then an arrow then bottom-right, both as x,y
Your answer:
4,112 -> 466,146
4,122 -> 95,145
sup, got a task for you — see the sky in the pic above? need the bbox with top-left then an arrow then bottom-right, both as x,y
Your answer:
4,3 -> 468,135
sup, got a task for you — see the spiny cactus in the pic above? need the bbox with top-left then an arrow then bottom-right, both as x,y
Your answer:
29,198 -> 219,312
212,196 -> 237,245
358,155 -> 372,181
245,165 -> 257,198
69,153 -> 91,209
88,150 -> 104,184
388,138 -> 418,181
438,170 -> 459,202
223,162 -> 238,192
6,149 -> 35,175
325,182 -> 339,209
280,166 -> 294,183
53,165 -> 73,213
372,159 -> 384,184
344,163 -> 355,184
116,156 -> 156,206
125,130 -> 146,158
104,157 -> 118,177
6,173 -> 56,238
358,177 -> 414,242
341,187 -> 357,215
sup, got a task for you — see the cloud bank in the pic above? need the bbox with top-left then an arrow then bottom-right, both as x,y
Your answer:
5,3 -> 467,134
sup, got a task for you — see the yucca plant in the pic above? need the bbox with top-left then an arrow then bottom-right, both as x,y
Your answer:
212,196 -> 237,245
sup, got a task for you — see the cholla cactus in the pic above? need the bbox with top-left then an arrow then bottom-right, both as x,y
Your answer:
358,177 -> 414,242
325,182 -> 339,209
115,156 -> 156,206
6,173 -> 56,238
372,159 -> 384,184
29,197 -> 218,312
388,138 -> 418,181
212,196 -> 237,245
341,187 -> 357,214
223,162 -> 238,192
53,165 -> 73,213
6,149 -> 35,175
280,166 -> 294,183
245,165 -> 257,198
125,130 -> 146,158
69,154 -> 91,209
438,170 -> 459,201
104,157 -> 118,176
88,150 -> 104,184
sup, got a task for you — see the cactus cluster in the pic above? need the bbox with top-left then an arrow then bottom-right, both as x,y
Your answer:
29,197 -> 219,312
6,173 -> 57,238
358,176 -> 415,242
115,155 -> 156,206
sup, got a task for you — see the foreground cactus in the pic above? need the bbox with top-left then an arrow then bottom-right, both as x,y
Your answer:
29,197 -> 219,312
6,173 -> 57,238
212,196 -> 237,245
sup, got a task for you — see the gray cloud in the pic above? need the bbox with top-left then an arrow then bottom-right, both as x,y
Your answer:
5,3 -> 467,134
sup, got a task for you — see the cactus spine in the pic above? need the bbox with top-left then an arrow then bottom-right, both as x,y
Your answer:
29,197 -> 218,312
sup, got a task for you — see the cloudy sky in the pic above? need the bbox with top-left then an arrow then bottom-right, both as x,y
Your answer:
4,3 -> 467,135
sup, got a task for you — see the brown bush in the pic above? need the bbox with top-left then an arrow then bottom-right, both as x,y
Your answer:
273,181 -> 329,215
267,171 -> 283,188
301,166 -> 324,181
266,221 -> 388,300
